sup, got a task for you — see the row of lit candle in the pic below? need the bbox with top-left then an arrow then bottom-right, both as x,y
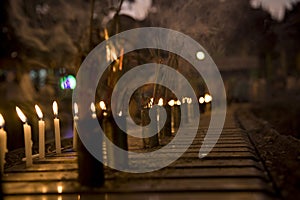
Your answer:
199,94 -> 213,104
145,94 -> 212,108
0,95 -> 212,173
0,101 -> 62,171
1,100 -> 121,174
68,101 -> 107,152
144,95 -> 212,130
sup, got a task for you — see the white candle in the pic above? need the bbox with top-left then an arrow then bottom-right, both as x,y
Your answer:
157,98 -> 163,131
73,103 -> 78,151
204,94 -> 212,112
35,105 -> 45,159
16,107 -> 33,167
0,114 -> 7,174
187,98 -> 194,120
168,100 -> 175,133
24,123 -> 32,167
99,101 -> 107,117
90,102 -> 97,119
53,101 -> 61,154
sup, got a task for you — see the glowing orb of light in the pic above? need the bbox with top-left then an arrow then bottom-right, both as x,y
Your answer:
196,51 -> 205,60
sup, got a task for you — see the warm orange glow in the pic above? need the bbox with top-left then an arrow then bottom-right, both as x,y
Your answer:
150,98 -> 154,105
52,101 -> 58,116
147,97 -> 154,108
57,185 -> 63,193
104,28 -> 109,40
199,97 -> 205,104
99,101 -> 106,110
168,100 -> 175,107
111,49 -> 117,61
158,98 -> 163,106
35,105 -> 43,119
106,45 -> 117,62
176,100 -> 181,105
16,106 -> 27,123
0,114 -> 5,127
41,186 -> 47,193
119,48 -> 124,71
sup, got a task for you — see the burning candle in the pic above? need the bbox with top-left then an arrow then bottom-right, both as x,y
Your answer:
157,98 -> 164,118
199,97 -> 205,104
73,103 -> 78,151
187,97 -> 194,119
35,105 -> 45,159
0,114 -> 7,174
157,98 -> 163,130
199,96 -> 205,113
204,93 -> 212,112
99,101 -> 107,116
16,107 -> 33,167
168,100 -> 175,107
53,101 -> 61,154
168,100 -> 175,133
158,98 -> 163,106
204,94 -> 212,103
90,102 -> 97,119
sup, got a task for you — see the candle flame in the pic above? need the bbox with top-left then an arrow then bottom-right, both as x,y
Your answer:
0,114 -> 5,127
168,100 -> 175,107
147,97 -> 154,108
158,98 -> 163,106
104,28 -> 109,40
16,106 -> 27,123
150,98 -> 154,104
176,100 -> 181,105
52,101 -> 58,116
118,111 -> 122,117
112,65 -> 117,72
199,97 -> 205,104
196,51 -> 205,60
90,102 -> 96,113
204,94 -> 212,103
99,101 -> 106,110
74,102 -> 78,115
35,105 -> 43,119
111,49 -> 118,61
57,185 -> 63,194
119,48 -> 124,71
187,98 -> 192,104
